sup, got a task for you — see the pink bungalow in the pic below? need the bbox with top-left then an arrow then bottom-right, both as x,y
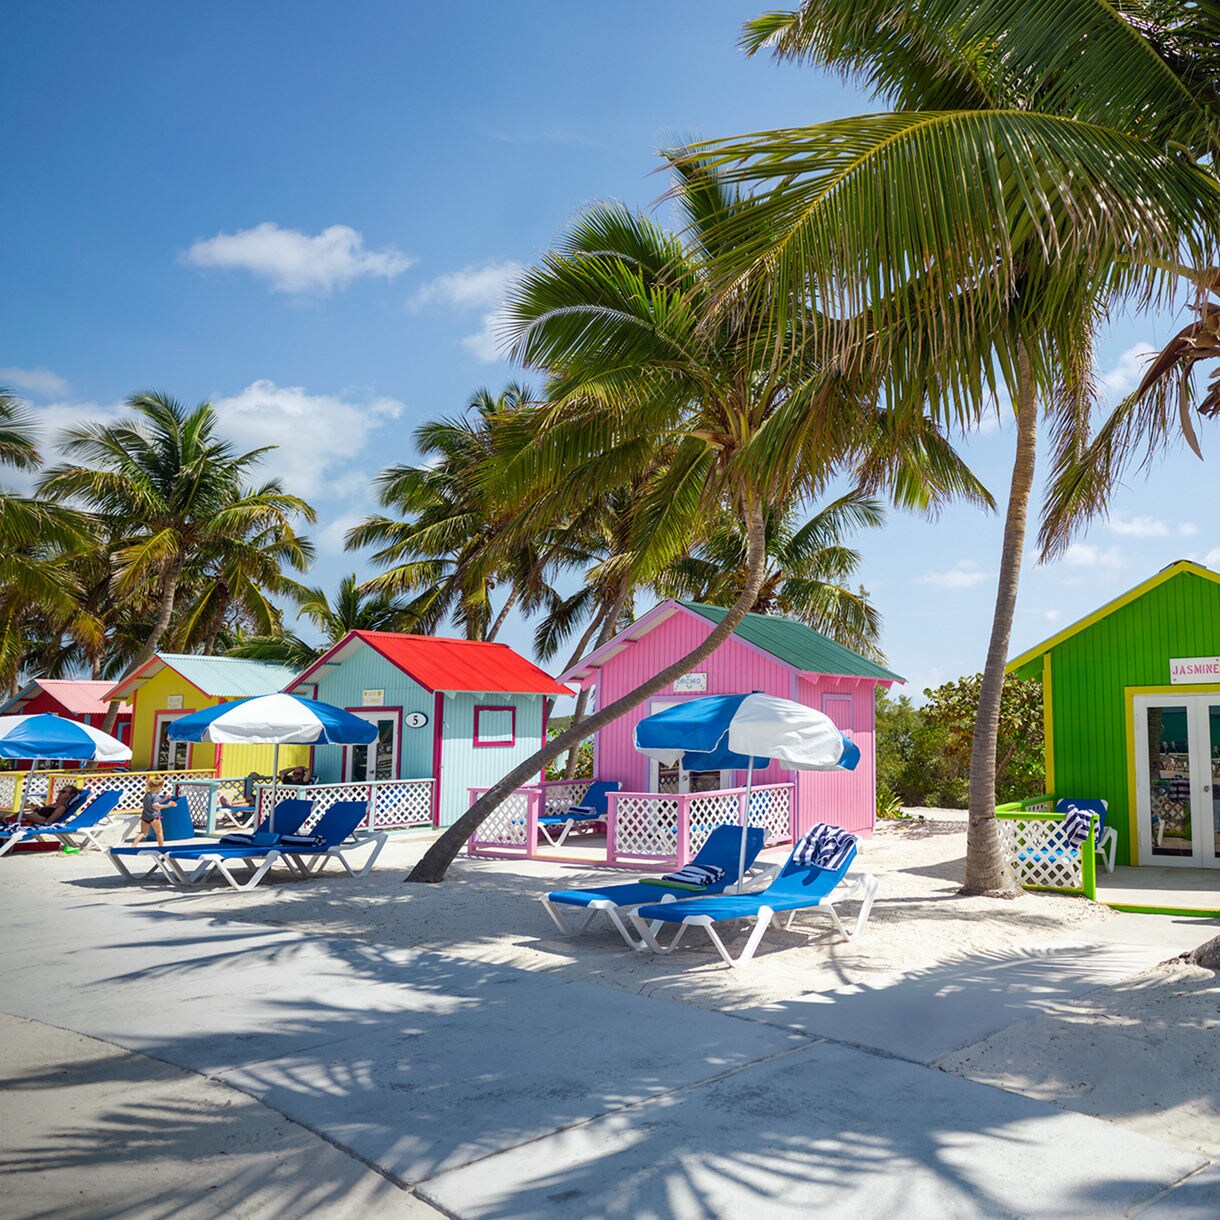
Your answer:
468,600 -> 902,867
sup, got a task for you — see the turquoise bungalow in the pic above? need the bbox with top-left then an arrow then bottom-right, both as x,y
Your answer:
287,630 -> 572,827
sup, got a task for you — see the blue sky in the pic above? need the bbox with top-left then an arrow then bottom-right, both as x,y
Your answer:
3,1 -> 1215,703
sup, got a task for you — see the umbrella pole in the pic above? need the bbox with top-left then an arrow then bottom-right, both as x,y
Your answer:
270,743 -> 280,835
737,757 -> 755,894
15,758 -> 38,826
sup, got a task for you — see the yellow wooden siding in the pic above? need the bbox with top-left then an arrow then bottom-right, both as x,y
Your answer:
128,665 -> 309,776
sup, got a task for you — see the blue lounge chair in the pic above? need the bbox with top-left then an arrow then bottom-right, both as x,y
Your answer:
0,790 -> 121,857
107,798 -> 316,881
630,824 -> 878,967
541,824 -> 771,948
158,800 -> 382,891
537,780 -> 620,848
1055,798 -> 1116,873
1014,802 -> 1098,882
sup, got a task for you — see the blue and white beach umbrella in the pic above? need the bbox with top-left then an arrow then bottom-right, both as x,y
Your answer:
0,713 -> 132,762
0,713 -> 132,822
635,692 -> 859,890
167,693 -> 379,747
168,694 -> 378,831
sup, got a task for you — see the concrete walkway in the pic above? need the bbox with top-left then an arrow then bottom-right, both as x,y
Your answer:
0,879 -> 1212,1217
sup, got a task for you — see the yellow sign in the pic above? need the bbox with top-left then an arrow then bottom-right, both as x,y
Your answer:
362,689 -> 385,706
166,694 -> 183,710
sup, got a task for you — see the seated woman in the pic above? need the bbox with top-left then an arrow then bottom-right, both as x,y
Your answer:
278,765 -> 313,786
25,783 -> 82,824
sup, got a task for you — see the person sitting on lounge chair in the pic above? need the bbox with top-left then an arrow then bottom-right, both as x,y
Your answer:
278,766 -> 313,786
25,784 -> 82,824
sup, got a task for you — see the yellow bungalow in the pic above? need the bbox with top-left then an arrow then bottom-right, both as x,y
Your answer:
104,654 -> 311,777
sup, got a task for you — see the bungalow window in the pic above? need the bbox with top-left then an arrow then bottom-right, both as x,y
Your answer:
474,706 -> 516,747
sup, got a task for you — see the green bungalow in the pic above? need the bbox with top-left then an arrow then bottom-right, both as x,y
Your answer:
1007,559 -> 1220,875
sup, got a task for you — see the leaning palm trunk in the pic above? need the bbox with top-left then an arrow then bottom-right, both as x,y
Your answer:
407,502 -> 769,883
485,586 -> 519,643
963,346 -> 1037,895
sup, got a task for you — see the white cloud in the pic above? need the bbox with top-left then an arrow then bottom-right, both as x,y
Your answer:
185,223 -> 414,295
1044,609 -> 1062,622
1205,547 -> 1220,570
1100,344 -> 1156,399
211,380 -> 405,497
317,513 -> 365,557
410,261 -> 523,364
0,366 -> 70,399
1058,542 -> 1124,570
917,563 -> 993,591
410,261 -> 523,312
1105,514 -> 1196,540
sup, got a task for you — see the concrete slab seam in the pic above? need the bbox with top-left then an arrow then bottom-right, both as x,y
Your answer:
0,1006 -> 424,1198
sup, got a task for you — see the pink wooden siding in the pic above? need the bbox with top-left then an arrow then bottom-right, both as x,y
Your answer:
594,611 -> 879,835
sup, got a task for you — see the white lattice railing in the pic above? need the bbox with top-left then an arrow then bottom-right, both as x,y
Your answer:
465,778 -> 796,868
610,783 -> 794,866
996,798 -> 1096,898
14,768 -> 216,815
258,779 -> 435,833
540,778 -> 594,816
0,773 -> 21,812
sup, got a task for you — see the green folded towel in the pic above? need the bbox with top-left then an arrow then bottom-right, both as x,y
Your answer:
638,876 -> 706,891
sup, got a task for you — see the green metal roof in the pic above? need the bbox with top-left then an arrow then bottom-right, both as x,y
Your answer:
683,603 -> 903,682
157,654 -> 300,697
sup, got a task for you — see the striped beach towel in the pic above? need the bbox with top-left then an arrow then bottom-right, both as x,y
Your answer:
660,863 -> 725,887
792,824 -> 857,870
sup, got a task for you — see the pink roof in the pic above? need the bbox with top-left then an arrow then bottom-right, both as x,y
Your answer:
27,680 -> 131,716
294,630 -> 572,696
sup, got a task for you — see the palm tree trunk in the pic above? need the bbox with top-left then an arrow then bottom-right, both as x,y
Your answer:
407,499 -> 769,883
963,345 -> 1037,896
101,559 -> 183,735
485,586 -> 519,643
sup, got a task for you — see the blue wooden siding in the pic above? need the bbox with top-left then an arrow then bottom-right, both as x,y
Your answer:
436,691 -> 547,827
302,643 -> 433,783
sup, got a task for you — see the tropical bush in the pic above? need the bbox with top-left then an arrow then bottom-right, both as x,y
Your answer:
877,675 -> 1044,809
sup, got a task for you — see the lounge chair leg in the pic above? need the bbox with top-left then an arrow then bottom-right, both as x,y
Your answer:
540,898 -> 577,934
731,908 -> 775,965
851,874 -> 878,938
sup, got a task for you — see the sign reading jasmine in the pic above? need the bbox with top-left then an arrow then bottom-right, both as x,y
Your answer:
1169,656 -> 1220,684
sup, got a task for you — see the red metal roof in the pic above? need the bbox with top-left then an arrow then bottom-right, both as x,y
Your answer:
298,631 -> 572,696
4,679 -> 132,717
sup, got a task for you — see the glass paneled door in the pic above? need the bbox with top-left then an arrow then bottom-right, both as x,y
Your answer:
1133,694 -> 1220,868
345,712 -> 398,783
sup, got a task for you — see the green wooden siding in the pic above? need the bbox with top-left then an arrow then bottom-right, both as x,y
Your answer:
1013,568 -> 1220,865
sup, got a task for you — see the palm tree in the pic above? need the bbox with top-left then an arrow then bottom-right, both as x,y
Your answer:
0,392 -> 90,693
406,161 -> 987,882
39,391 -> 315,731
173,484 -> 316,655
655,493 -> 885,659
349,384 -> 553,641
682,0 -> 1219,892
225,574 -> 421,668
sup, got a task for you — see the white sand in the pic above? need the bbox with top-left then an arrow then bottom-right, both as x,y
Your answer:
8,811 -> 1220,1162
